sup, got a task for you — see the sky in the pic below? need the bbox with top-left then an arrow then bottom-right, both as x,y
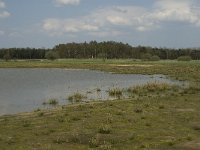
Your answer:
1,0 -> 200,48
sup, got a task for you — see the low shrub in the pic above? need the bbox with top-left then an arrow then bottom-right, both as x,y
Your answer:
150,55 -> 160,61
177,56 -> 192,61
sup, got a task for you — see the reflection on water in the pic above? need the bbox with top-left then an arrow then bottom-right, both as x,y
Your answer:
0,68 -> 182,115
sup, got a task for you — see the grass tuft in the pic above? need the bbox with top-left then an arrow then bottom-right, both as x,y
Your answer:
108,88 -> 123,98
98,124 -> 111,134
68,92 -> 87,103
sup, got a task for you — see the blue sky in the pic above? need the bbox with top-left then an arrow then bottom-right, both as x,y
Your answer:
1,0 -> 200,48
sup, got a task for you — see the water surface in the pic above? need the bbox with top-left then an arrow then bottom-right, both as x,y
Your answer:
0,68 -> 181,115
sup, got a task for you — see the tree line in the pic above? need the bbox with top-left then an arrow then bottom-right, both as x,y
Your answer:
0,41 -> 200,60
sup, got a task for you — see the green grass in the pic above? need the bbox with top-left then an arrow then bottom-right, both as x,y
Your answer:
0,93 -> 199,150
0,59 -> 200,150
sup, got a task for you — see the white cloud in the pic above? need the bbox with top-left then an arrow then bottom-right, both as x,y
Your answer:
149,0 -> 200,27
54,0 -> 80,6
43,0 -> 200,36
0,0 -> 10,19
0,0 -> 5,8
43,18 -> 99,36
0,11 -> 10,18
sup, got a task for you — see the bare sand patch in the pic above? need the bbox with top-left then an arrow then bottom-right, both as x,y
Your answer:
176,108 -> 195,112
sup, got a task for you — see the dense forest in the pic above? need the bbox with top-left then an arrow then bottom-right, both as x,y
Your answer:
0,41 -> 200,60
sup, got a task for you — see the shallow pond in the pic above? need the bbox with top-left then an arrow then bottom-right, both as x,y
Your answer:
0,68 -> 182,115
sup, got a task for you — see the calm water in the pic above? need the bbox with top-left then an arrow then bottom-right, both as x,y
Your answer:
0,68 -> 181,115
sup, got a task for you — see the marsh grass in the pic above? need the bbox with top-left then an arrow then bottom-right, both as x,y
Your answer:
128,82 -> 171,94
43,98 -> 58,105
96,88 -> 101,92
68,92 -> 87,103
188,82 -> 200,91
108,88 -> 123,99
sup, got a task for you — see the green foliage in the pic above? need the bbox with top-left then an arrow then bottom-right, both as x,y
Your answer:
3,52 -> 11,61
141,54 -> 160,61
97,53 -> 107,59
45,51 -> 59,61
141,53 -> 152,61
150,55 -> 160,61
0,41 -> 200,60
177,56 -> 192,61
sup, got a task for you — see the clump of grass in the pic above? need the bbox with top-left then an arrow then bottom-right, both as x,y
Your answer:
134,108 -> 143,113
53,136 -> 66,144
43,98 -> 58,105
128,82 -> 171,94
108,88 -> 123,98
188,82 -> 200,91
70,116 -> 81,121
68,92 -> 87,103
48,99 -> 58,105
99,143 -> 112,150
159,105 -> 165,109
192,125 -> 200,131
116,110 -> 123,116
57,116 -> 65,123
128,85 -> 143,94
6,137 -> 16,145
22,120 -> 31,127
96,88 -> 101,92
34,108 -> 41,112
98,124 -> 111,134
38,112 -> 44,117
144,82 -> 170,92
89,137 -> 99,148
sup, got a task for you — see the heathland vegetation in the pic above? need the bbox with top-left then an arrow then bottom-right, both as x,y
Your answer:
0,43 -> 200,150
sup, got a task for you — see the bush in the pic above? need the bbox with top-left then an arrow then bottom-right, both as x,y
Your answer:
45,51 -> 59,61
150,55 -> 160,61
177,56 -> 192,61
141,53 -> 152,61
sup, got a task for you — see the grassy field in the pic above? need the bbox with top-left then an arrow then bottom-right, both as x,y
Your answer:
0,59 -> 200,150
